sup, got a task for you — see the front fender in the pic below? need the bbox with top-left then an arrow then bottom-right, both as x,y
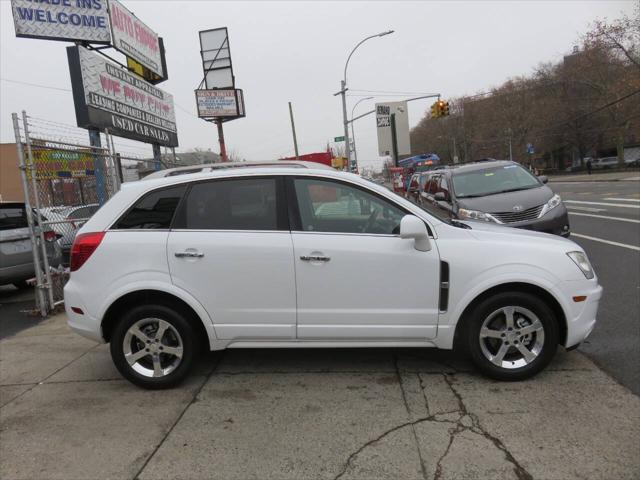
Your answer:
435,263 -> 570,349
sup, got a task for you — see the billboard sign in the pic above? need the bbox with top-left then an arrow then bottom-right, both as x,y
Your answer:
27,149 -> 95,180
195,89 -> 245,118
376,101 -> 410,157
67,45 -> 178,147
11,0 -> 111,43
108,0 -> 164,79
199,28 -> 234,89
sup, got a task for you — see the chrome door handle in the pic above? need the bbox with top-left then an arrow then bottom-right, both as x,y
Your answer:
174,251 -> 204,258
300,255 -> 330,262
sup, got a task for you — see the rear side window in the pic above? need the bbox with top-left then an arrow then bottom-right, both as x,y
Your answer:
114,185 -> 186,229
0,205 -> 28,230
176,178 -> 279,231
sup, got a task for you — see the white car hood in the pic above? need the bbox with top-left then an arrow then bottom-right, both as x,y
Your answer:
446,220 -> 578,249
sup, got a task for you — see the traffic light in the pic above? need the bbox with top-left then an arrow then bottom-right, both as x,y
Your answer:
430,100 -> 450,119
430,102 -> 439,118
442,101 -> 450,116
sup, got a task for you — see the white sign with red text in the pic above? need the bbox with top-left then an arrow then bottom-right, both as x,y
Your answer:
108,0 -> 163,78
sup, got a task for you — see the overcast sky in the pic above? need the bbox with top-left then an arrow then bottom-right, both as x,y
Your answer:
0,0 -> 635,170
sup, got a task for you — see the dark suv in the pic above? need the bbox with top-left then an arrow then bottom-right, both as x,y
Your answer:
418,160 -> 570,236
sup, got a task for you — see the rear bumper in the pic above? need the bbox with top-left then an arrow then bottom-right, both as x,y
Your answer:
64,279 -> 104,343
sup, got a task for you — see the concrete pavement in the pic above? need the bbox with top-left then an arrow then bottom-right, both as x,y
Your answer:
1,314 -> 639,480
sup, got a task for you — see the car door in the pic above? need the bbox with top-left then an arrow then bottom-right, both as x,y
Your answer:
167,176 -> 297,340
288,176 -> 440,340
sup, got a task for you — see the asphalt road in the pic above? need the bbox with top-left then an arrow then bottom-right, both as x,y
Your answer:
550,179 -> 640,395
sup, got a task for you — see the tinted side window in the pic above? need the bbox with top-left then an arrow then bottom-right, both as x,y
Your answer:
0,205 -> 27,230
180,178 -> 278,230
115,185 -> 186,229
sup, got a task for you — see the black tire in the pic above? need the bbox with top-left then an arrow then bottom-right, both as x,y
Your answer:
12,280 -> 30,289
110,304 -> 198,389
463,291 -> 559,381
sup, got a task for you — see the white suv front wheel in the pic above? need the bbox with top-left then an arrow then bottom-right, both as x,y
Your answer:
110,305 -> 198,389
464,292 -> 559,381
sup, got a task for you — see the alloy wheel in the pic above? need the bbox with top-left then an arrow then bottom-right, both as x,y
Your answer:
478,306 -> 545,369
122,318 -> 184,378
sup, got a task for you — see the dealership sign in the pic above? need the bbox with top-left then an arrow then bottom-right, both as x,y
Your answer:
108,0 -> 164,78
67,45 -> 178,146
195,89 -> 245,118
376,101 -> 410,157
11,0 -> 111,43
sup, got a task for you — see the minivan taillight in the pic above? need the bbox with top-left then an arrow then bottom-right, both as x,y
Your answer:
70,232 -> 105,272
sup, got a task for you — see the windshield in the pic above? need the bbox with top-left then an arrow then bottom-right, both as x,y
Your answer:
452,164 -> 540,198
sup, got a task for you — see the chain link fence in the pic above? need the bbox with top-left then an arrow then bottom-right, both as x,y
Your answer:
11,111 -> 180,316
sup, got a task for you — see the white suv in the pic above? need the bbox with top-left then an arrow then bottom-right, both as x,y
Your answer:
64,167 -> 601,388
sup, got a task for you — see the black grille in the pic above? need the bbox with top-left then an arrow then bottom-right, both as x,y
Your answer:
491,204 -> 543,224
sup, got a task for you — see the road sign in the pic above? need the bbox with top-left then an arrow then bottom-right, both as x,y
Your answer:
376,101 -> 410,157
334,136 -> 345,142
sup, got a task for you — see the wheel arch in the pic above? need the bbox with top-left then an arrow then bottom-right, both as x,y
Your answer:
101,290 -> 212,351
452,282 -> 567,351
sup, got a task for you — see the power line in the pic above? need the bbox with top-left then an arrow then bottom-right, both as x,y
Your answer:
1,77 -> 72,92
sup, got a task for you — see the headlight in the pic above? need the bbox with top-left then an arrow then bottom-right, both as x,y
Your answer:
540,194 -> 562,216
567,251 -> 594,279
458,209 -> 499,223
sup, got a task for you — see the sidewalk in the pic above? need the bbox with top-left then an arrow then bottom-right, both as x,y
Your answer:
1,313 -> 639,479
549,170 -> 640,182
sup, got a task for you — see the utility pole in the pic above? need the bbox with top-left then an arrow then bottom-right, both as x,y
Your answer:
340,80 -> 350,169
288,102 -> 299,159
452,137 -> 458,163
216,120 -> 228,162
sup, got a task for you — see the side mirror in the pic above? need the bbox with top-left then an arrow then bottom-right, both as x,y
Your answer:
400,215 -> 431,252
539,175 -> 548,184
434,192 -> 446,201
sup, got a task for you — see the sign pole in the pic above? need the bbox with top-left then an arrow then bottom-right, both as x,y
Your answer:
152,143 -> 162,171
216,120 -> 228,162
390,113 -> 399,167
288,102 -> 299,159
88,128 -> 106,206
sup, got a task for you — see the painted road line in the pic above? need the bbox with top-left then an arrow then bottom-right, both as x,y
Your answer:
603,198 -> 640,202
566,206 -> 607,212
572,233 -> 640,251
569,212 -> 640,223
564,200 -> 640,209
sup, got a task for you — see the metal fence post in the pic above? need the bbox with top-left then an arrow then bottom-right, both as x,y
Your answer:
89,128 -> 106,205
12,113 -> 48,316
22,111 -> 55,309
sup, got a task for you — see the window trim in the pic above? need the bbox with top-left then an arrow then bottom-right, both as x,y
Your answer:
285,175 -> 426,237
170,175 -> 289,232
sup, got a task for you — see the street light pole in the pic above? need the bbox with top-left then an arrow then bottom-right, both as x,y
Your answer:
350,96 -> 373,173
337,30 -> 393,172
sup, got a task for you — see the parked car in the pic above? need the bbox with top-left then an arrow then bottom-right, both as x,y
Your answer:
64,166 -> 600,389
405,172 -> 427,202
592,157 -> 619,170
419,160 -> 570,237
39,204 -> 100,261
1,202 -> 62,288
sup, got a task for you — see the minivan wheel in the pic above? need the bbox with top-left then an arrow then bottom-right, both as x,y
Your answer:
110,305 -> 197,389
464,292 -> 558,381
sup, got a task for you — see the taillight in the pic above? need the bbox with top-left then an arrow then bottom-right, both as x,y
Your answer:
43,230 -> 57,242
70,232 -> 105,272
